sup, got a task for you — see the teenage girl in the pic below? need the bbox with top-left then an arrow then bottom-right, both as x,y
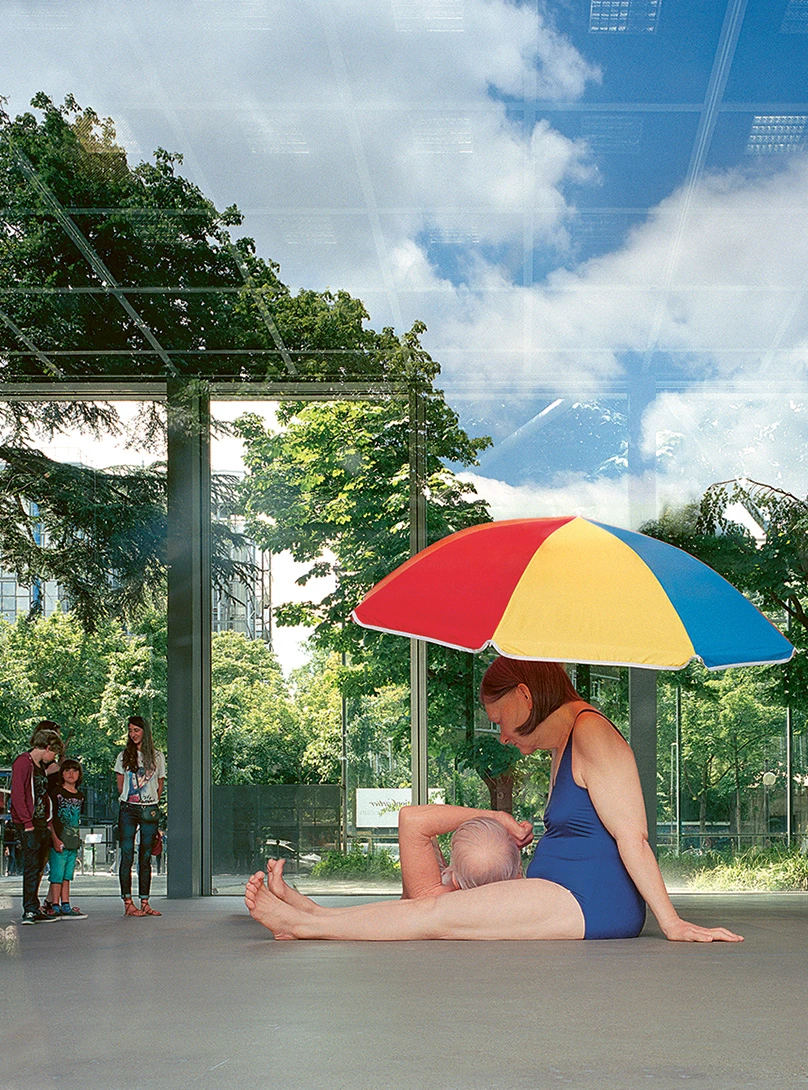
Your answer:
114,716 -> 165,917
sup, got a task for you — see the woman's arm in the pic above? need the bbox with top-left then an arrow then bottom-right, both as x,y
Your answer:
574,713 -> 742,942
398,805 -> 532,900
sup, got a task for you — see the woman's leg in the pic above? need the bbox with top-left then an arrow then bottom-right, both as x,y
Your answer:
118,806 -> 136,899
137,818 -> 158,900
245,870 -> 585,941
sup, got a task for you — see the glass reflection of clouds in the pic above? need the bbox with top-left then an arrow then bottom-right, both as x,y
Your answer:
4,0 -> 807,526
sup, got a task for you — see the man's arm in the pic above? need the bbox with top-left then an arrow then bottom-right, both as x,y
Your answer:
398,805 -> 532,900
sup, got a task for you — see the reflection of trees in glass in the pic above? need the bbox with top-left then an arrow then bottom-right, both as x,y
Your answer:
0,93 -> 403,387
657,667 -> 787,841
642,478 -> 808,712
645,481 -> 807,844
235,395 -> 530,807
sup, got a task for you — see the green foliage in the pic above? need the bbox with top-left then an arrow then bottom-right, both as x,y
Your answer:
456,733 -> 521,782
236,391 -> 490,663
656,665 -> 789,832
0,443 -> 255,631
287,650 -> 410,787
0,93 -> 434,390
642,479 -> 807,708
310,846 -> 401,879
235,385 -> 494,796
0,608 -> 165,779
210,630 -> 302,785
660,846 -> 808,892
0,447 -> 167,630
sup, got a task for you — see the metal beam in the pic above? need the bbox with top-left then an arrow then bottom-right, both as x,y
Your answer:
9,145 -> 180,377
166,380 -> 212,897
408,385 -> 428,805
628,668 -> 658,854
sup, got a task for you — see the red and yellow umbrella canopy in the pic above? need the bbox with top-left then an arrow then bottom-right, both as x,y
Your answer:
351,516 -> 794,671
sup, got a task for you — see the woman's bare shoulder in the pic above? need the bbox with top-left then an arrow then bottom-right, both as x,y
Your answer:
573,708 -> 632,759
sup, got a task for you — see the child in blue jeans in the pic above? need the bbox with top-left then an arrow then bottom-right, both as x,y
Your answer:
47,759 -> 87,919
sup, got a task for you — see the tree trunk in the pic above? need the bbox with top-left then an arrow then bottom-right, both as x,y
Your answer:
483,772 -> 514,812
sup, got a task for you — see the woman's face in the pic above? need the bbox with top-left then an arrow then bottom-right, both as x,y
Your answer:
483,684 -> 538,754
128,723 -> 144,748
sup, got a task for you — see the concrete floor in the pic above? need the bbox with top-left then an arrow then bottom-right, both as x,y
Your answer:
1,891 -> 806,1090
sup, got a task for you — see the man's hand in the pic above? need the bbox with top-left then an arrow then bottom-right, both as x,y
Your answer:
491,812 -> 534,848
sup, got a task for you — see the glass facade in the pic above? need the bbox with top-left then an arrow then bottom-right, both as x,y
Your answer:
1,0 -> 807,899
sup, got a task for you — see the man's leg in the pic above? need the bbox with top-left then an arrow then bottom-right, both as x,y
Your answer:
245,869 -> 585,941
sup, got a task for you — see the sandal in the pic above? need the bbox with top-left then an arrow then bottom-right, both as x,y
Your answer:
124,899 -> 146,917
140,901 -> 162,916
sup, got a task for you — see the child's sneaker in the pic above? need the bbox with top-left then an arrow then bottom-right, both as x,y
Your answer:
21,910 -> 39,924
60,904 -> 87,919
39,903 -> 62,922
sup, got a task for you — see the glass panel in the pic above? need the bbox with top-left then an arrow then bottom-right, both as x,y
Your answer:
210,399 -> 411,895
0,402 -> 168,898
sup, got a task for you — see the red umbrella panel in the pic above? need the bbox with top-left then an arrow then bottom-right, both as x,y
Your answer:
351,517 -> 794,671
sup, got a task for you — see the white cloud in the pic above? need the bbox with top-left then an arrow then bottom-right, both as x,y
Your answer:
460,470 -> 637,525
3,0 -> 598,289
642,388 -> 808,498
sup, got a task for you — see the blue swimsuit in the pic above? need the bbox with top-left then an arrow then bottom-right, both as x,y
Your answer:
526,712 -> 646,939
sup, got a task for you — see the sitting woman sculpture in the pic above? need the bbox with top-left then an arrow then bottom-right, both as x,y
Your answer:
245,658 -> 743,943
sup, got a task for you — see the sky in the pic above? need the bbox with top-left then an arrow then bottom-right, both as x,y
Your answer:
4,0 -> 808,664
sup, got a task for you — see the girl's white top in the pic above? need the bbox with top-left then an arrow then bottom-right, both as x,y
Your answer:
114,749 -> 166,804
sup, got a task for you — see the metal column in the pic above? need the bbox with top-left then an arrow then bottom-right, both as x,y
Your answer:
166,381 -> 212,896
408,385 -> 428,805
629,667 -> 658,854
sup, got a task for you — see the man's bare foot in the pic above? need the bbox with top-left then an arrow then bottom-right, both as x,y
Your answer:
266,859 -> 320,914
244,871 -> 302,939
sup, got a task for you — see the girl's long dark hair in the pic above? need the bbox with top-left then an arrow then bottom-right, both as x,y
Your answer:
121,715 -> 158,773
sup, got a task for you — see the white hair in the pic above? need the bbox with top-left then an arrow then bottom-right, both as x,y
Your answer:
442,816 -> 522,890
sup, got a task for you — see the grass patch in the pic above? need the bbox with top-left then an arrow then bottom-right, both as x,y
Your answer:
310,846 -> 401,879
661,846 -> 808,891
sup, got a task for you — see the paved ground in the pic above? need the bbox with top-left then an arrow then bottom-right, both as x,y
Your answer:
1,891 -> 806,1090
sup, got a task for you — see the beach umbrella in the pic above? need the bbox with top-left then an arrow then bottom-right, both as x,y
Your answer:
351,516 -> 794,671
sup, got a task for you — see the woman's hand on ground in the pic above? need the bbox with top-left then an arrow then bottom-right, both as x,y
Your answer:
663,917 -> 744,943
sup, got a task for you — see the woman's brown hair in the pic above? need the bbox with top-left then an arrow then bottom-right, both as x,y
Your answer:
479,658 -> 579,737
121,715 -> 158,773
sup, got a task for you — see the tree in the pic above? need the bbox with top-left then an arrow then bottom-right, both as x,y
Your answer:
0,93 -> 426,390
656,665 -> 786,842
235,377 -> 527,807
210,631 -> 302,785
0,94 -> 478,627
0,609 -> 128,777
642,479 -> 808,709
